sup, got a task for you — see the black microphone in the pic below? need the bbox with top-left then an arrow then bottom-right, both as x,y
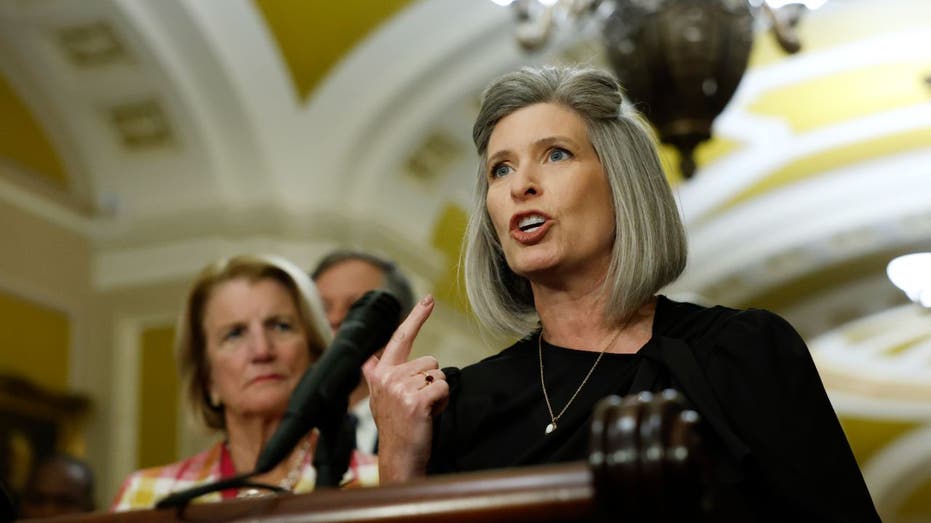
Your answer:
253,289 -> 400,475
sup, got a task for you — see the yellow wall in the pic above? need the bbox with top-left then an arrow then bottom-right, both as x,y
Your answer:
136,326 -> 179,469
430,202 -> 469,313
0,290 -> 70,391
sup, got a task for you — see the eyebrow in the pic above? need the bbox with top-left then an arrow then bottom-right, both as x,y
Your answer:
486,135 -> 579,168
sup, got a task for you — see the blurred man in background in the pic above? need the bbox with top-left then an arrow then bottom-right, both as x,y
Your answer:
311,250 -> 415,454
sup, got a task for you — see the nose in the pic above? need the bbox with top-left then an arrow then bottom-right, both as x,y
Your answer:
327,304 -> 349,332
509,164 -> 540,200
250,327 -> 275,361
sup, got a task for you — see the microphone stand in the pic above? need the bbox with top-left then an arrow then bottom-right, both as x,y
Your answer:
312,404 -> 357,488
155,473 -> 285,509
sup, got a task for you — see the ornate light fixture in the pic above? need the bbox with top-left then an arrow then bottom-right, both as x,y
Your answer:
493,0 -> 816,177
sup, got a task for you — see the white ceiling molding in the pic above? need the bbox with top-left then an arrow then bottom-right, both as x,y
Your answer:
0,160 -> 93,235
143,0 -> 293,209
287,0 -> 525,246
740,29 -> 931,97
811,303 -> 931,419
93,236 -> 351,292
0,0 -> 221,220
860,423 -> 931,521
670,149 -> 931,302
0,13 -> 95,209
683,26 -> 931,220
781,273 -> 907,339
96,0 -> 528,259
687,104 -> 931,223
91,210 -> 448,292
296,0 -> 512,205
106,0 -> 271,217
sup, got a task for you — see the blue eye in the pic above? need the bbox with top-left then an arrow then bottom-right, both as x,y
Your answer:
270,319 -> 294,332
491,163 -> 512,178
548,148 -> 571,162
223,325 -> 245,341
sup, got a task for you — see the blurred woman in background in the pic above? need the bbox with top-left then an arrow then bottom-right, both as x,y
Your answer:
112,254 -> 368,510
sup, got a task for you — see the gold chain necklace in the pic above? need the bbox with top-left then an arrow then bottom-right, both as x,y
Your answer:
237,436 -> 311,498
278,436 -> 311,491
538,328 -> 621,435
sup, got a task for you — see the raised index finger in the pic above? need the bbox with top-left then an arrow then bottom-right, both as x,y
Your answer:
378,294 -> 435,366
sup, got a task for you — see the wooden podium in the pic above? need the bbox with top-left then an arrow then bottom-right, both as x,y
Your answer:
26,391 -> 705,523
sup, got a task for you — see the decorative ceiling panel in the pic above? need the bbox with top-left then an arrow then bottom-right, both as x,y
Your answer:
55,20 -> 131,68
253,0 -> 417,101
106,98 -> 174,150
405,130 -> 464,185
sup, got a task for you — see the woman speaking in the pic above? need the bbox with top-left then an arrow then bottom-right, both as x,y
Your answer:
365,66 -> 880,522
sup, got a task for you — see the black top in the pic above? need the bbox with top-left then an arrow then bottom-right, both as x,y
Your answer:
428,296 -> 880,522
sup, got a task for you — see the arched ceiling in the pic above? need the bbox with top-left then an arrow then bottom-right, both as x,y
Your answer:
0,1 -> 929,517
0,1 -> 926,313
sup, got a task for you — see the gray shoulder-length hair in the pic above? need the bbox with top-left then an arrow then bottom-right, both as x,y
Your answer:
463,65 -> 687,338
176,254 -> 333,431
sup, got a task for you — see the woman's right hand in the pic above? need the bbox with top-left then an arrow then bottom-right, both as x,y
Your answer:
363,294 -> 449,483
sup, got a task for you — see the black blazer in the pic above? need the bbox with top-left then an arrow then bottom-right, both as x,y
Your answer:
428,296 -> 880,523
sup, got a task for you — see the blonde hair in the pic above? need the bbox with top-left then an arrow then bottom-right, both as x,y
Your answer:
463,65 -> 687,338
176,254 -> 332,431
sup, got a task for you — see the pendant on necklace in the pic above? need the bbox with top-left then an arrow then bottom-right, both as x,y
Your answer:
545,422 -> 556,434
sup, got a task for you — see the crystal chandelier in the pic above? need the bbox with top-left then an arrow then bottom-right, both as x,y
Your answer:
493,0 -> 818,178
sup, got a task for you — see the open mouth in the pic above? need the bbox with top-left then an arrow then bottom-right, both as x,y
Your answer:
518,214 -> 546,232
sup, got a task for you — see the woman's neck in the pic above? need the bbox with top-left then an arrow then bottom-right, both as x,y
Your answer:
224,415 -> 285,475
224,414 -> 315,489
531,280 -> 656,354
